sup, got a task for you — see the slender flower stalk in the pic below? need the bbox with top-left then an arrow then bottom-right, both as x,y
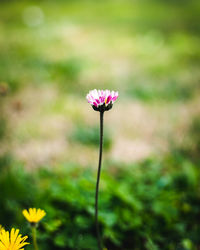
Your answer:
95,110 -> 104,249
86,89 -> 118,250
31,226 -> 38,250
22,208 -> 46,250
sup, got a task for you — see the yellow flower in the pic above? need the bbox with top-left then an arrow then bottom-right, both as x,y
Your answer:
0,228 -> 29,250
0,225 -> 4,232
22,208 -> 46,224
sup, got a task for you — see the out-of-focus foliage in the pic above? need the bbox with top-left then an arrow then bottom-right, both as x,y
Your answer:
0,155 -> 200,250
171,115 -> 200,164
70,125 -> 112,150
0,118 -> 6,140
0,0 -> 199,100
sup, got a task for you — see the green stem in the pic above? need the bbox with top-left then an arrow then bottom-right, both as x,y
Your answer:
32,226 -> 39,250
95,111 -> 104,250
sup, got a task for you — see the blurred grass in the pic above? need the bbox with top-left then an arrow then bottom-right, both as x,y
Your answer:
0,0 -> 199,164
70,125 -> 112,150
0,0 -> 199,100
0,156 -> 200,249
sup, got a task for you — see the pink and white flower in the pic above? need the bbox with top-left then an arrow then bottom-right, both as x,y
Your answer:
86,89 -> 118,112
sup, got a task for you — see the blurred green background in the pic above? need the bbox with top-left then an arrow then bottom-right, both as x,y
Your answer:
0,0 -> 200,249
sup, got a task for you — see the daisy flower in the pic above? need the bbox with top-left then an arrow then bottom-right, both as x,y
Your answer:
86,89 -> 118,112
86,89 -> 119,250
